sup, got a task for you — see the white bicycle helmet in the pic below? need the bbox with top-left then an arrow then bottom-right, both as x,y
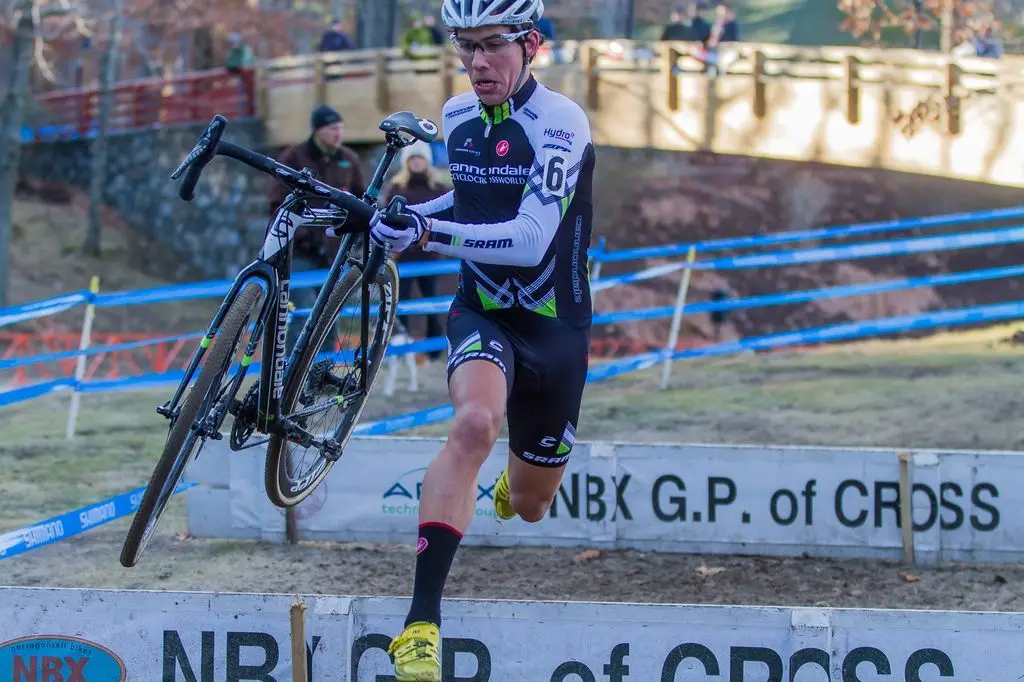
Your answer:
441,0 -> 545,30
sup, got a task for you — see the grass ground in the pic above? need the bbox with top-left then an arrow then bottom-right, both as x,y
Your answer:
3,325 -> 1024,610
9,195 -> 218,334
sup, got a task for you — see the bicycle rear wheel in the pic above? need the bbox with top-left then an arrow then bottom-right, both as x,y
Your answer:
264,259 -> 398,508
120,281 -> 263,567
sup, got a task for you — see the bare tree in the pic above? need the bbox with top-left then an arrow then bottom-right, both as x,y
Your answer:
0,0 -> 89,306
83,0 -> 122,256
0,3 -> 35,306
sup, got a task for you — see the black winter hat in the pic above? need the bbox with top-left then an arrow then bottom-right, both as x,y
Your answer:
311,105 -> 343,131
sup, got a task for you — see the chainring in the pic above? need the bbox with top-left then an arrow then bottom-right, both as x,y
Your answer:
229,382 -> 260,450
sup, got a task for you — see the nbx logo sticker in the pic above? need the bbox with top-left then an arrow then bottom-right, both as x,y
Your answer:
549,474 -> 632,522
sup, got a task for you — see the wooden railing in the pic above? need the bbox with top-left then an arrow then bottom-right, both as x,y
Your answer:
27,68 -> 257,142
26,40 -> 1024,186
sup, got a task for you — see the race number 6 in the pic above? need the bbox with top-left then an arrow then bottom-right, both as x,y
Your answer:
544,154 -> 568,197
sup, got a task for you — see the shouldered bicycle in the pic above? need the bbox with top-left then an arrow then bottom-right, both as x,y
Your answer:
119,110 -> 438,568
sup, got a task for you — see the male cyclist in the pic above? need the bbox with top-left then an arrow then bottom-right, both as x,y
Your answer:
369,1 -> 595,680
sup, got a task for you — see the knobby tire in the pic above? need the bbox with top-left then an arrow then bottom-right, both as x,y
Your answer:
120,281 -> 263,567
264,260 -> 398,508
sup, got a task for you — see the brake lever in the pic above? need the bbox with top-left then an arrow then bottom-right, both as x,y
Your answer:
383,195 -> 408,223
170,136 -> 208,181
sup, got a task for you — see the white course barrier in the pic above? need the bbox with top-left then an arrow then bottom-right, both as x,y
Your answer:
186,437 -> 1023,566
1,586 -> 1022,680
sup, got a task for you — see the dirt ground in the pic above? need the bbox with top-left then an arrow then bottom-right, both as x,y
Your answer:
3,327 -> 1024,613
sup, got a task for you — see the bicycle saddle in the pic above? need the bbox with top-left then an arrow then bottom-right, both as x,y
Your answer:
379,111 -> 439,145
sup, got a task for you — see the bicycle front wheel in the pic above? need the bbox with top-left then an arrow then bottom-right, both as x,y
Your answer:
264,259 -> 399,508
120,281 -> 263,567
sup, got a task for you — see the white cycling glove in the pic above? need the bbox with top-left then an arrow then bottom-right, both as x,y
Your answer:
369,208 -> 428,253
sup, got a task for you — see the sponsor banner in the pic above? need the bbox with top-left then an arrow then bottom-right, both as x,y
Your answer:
187,438 -> 1024,564
0,588 -> 350,681
3,586 -> 1024,680
0,483 -> 195,560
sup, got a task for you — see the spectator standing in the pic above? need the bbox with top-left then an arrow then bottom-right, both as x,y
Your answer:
319,17 -> 356,52
225,33 -> 254,72
401,16 -> 438,59
268,105 -> 366,350
423,14 -> 445,45
380,141 -> 450,359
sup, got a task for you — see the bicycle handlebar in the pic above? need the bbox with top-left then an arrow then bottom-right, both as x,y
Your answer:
170,115 -> 378,224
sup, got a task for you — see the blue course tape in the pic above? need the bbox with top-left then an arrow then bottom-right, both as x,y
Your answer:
0,482 -> 195,560
0,378 -> 76,408
596,205 -> 1024,263
5,206 -> 1020,321
593,225 -> 1024,293
90,261 -> 462,309
0,291 -> 90,327
587,299 -> 1024,382
592,263 -> 1024,325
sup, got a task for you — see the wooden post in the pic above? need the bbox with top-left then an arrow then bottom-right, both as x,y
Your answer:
290,599 -> 309,682
313,55 -> 327,107
441,47 -> 454,101
667,46 -> 681,112
66,275 -> 100,440
659,247 -> 697,390
584,45 -> 600,110
752,50 -> 766,119
898,451 -> 915,566
251,66 -> 267,118
944,61 -> 960,136
843,55 -> 860,124
376,51 -> 390,112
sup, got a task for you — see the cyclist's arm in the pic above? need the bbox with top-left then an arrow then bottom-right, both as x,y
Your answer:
409,190 -> 455,220
423,106 -> 592,267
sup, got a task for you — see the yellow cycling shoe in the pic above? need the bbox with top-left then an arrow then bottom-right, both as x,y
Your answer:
493,468 -> 517,521
387,621 -> 441,682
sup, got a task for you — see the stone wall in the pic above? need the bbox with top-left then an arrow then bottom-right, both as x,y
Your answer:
17,122 -> 391,278
20,120 -> 274,278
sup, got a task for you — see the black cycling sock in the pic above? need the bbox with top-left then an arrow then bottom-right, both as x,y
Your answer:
405,522 -> 463,627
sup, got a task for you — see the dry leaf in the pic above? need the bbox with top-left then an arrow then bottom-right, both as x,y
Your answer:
696,565 -> 727,578
572,549 -> 602,564
899,572 -> 921,583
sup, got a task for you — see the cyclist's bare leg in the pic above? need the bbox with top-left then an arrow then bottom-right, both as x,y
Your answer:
419,360 -> 506,528
506,452 -> 566,522
402,359 -> 506,630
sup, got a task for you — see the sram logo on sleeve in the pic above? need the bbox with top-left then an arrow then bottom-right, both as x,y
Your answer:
463,238 -> 513,249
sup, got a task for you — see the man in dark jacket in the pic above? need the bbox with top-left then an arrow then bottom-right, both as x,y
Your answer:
269,104 -> 366,349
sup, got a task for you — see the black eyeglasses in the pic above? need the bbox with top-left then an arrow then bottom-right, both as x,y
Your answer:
449,29 -> 531,57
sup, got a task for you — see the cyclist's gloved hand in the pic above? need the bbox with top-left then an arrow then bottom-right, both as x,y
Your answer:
370,208 -> 428,253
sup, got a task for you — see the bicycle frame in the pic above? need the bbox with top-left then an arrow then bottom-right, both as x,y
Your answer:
157,122 -> 411,448
157,195 -> 364,437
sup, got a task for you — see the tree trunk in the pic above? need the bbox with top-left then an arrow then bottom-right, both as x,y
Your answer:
940,0 -> 957,53
0,3 -> 37,307
85,0 -> 125,257
357,0 -> 397,48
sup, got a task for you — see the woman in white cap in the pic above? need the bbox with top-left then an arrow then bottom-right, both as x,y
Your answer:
381,141 -> 451,359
